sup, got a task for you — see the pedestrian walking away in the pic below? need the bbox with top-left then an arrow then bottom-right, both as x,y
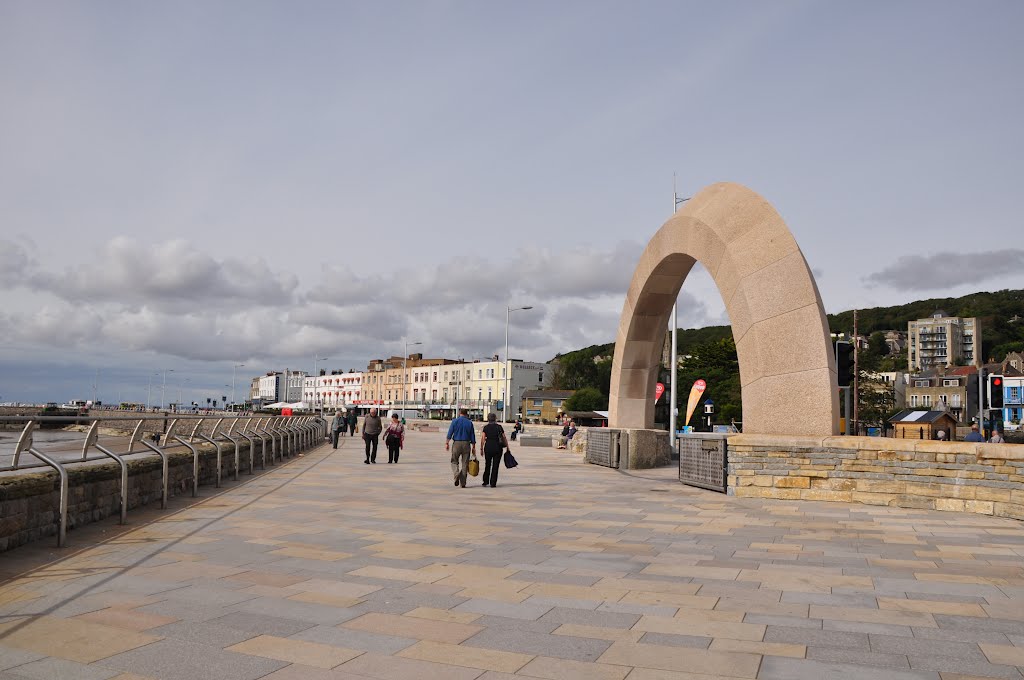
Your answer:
384,414 -> 405,463
347,409 -> 358,437
480,412 -> 508,488
446,408 -> 476,488
330,410 -> 345,449
362,408 -> 383,463
990,429 -> 1005,444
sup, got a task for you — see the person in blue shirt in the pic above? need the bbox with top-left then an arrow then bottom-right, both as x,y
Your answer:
964,423 -> 985,442
446,408 -> 476,488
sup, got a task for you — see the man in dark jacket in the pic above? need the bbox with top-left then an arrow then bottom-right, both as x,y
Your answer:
362,408 -> 383,463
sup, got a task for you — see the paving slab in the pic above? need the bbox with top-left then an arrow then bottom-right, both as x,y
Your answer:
0,430 -> 1022,680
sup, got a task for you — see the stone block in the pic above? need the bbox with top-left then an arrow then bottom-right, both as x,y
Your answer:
851,491 -> 896,506
935,498 -> 966,513
800,489 -> 853,502
775,476 -> 810,489
964,500 -> 994,515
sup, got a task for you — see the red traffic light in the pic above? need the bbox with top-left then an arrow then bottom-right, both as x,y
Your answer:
993,377 -> 1002,387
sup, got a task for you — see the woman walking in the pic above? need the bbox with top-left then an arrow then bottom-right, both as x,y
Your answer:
384,413 -> 405,463
362,408 -> 383,463
480,413 -> 508,488
330,410 -> 345,449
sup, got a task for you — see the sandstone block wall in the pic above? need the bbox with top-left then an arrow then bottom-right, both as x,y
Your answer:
728,434 -> 1024,520
0,440 -> 261,551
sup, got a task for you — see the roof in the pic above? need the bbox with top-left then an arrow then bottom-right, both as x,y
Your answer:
889,409 -> 959,424
566,410 -> 609,420
521,389 -> 575,400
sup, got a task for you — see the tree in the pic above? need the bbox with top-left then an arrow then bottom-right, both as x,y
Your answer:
857,371 -> 897,431
564,387 -> 608,412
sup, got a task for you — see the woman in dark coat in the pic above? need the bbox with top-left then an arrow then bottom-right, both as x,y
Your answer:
480,412 -> 507,488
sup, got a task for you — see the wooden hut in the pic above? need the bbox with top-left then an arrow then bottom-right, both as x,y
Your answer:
889,409 -> 958,440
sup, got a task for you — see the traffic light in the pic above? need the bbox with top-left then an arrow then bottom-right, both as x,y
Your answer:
835,341 -> 854,387
989,375 -> 1004,410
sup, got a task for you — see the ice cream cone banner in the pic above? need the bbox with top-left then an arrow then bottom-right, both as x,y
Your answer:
684,379 -> 707,427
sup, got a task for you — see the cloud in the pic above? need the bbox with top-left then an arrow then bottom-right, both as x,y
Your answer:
29,237 -> 298,310
864,249 -> 1024,291
0,235 -> 655,368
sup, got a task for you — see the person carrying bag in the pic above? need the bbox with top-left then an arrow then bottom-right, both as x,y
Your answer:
480,412 -> 508,488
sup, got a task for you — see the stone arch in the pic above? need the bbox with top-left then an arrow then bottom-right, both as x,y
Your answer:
609,182 -> 839,436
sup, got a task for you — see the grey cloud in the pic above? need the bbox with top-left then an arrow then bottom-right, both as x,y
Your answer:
1,235 -> 663,368
30,237 -> 298,309
0,239 -> 34,286
864,249 -> 1024,291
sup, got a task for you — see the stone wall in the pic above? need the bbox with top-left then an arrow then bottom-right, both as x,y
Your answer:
0,440 -> 262,551
728,434 -> 1024,520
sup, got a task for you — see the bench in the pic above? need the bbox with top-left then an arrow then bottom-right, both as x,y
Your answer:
518,435 -> 555,447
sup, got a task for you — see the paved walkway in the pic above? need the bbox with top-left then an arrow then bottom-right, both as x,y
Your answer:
2,428 -> 1024,679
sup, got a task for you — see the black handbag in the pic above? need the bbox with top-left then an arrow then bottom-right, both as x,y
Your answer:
503,451 -> 518,468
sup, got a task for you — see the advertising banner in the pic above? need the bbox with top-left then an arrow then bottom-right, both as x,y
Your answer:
684,379 -> 706,426
654,382 -> 665,402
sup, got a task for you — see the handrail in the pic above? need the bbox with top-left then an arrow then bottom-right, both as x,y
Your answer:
93,443 -> 128,525
172,435 -> 201,497
0,414 -> 296,548
194,433 -> 225,487
24,447 -> 69,547
136,438 -> 170,509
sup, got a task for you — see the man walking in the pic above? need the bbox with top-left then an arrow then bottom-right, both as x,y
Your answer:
330,410 -> 344,449
446,408 -> 476,488
362,408 -> 383,463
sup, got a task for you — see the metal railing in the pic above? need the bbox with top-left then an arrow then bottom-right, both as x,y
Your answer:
0,413 -> 327,548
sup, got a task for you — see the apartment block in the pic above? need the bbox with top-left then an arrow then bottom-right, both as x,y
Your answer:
907,311 -> 981,371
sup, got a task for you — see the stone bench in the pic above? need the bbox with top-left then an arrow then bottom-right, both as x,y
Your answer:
519,435 -> 555,447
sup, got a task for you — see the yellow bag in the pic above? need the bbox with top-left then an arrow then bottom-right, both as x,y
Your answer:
467,456 -> 480,477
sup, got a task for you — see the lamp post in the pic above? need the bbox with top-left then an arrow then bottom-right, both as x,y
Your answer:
313,355 -> 328,415
403,341 -> 422,420
161,369 -> 174,410
178,377 -> 190,412
669,177 -> 690,440
504,306 -> 534,422
231,363 -> 245,410
146,372 -> 158,410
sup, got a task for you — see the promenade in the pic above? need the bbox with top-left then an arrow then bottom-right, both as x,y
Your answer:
1,428 -> 1024,679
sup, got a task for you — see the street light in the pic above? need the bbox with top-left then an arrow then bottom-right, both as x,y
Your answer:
178,377 -> 190,412
146,371 -> 159,410
231,363 -> 245,409
161,369 -> 174,410
313,355 -> 328,415
403,341 -> 422,420
504,306 -> 534,422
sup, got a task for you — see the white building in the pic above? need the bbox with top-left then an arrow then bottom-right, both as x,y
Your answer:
303,371 -> 363,409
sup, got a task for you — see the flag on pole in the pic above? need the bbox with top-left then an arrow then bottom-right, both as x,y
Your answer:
684,379 -> 706,427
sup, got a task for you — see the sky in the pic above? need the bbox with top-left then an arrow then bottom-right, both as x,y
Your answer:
2,1 -> 1023,405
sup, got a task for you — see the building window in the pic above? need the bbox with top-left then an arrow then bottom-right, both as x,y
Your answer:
911,395 -> 918,407
551,400 -> 563,407
915,380 -> 929,387
533,400 -> 543,407
942,379 -> 958,387
478,370 -> 482,379
952,394 -> 961,407
923,395 -> 932,407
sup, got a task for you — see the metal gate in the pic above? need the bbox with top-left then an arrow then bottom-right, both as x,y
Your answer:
678,435 -> 728,493
586,430 -> 619,468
